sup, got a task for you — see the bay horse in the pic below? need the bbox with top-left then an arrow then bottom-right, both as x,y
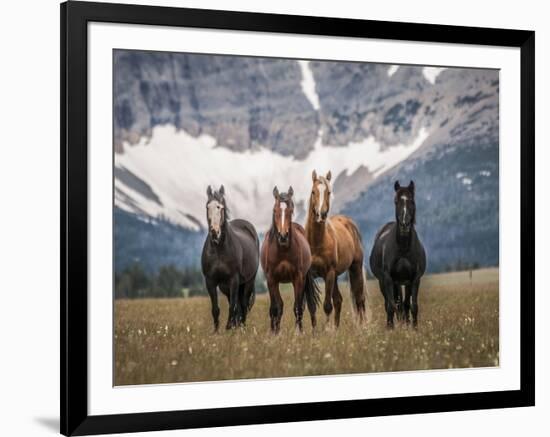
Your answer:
261,186 -> 321,333
201,185 -> 260,331
305,170 -> 367,327
369,180 -> 426,328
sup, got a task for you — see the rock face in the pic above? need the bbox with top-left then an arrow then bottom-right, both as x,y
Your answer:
113,50 -> 499,274
114,51 -> 319,158
311,63 -> 498,152
312,64 -> 429,147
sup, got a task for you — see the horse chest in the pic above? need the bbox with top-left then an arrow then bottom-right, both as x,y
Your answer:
310,255 -> 327,275
273,261 -> 295,282
205,261 -> 234,281
391,257 -> 415,283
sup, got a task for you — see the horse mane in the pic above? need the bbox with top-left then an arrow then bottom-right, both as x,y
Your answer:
318,176 -> 331,189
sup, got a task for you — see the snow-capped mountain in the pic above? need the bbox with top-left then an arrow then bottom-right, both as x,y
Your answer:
113,50 -> 499,273
115,125 -> 428,231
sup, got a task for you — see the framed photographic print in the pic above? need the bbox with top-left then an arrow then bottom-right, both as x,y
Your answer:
61,1 -> 535,435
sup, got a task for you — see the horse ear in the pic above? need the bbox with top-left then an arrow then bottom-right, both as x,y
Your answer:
273,186 -> 279,199
219,185 -> 225,196
288,186 -> 294,197
394,180 -> 401,192
326,170 -> 332,182
312,169 -> 317,182
207,185 -> 213,198
408,180 -> 415,193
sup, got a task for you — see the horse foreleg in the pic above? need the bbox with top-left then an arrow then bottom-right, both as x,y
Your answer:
403,285 -> 412,324
226,275 -> 241,330
394,284 -> 403,321
205,278 -> 220,332
267,278 -> 283,333
292,277 -> 305,332
323,270 -> 335,320
332,280 -> 343,328
411,279 -> 420,328
382,274 -> 397,328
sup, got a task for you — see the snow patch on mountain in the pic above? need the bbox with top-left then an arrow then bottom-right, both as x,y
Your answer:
387,65 -> 400,77
423,67 -> 447,84
298,60 -> 320,110
115,125 -> 428,231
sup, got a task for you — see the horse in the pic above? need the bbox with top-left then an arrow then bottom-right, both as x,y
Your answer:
369,180 -> 426,328
201,185 -> 260,331
305,170 -> 367,327
261,186 -> 321,333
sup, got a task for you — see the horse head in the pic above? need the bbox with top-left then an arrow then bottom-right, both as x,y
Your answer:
206,184 -> 228,244
272,186 -> 294,247
310,170 -> 332,223
394,180 -> 416,235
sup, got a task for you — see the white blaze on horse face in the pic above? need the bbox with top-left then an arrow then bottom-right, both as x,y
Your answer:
207,200 -> 223,233
318,182 -> 326,214
400,195 -> 408,223
280,201 -> 287,230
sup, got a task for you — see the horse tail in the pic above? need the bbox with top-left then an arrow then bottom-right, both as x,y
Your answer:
353,226 -> 373,323
245,277 -> 256,311
361,267 -> 372,323
304,269 -> 321,310
348,262 -> 372,324
247,286 -> 256,311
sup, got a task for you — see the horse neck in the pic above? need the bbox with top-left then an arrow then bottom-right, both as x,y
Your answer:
396,226 -> 413,251
306,209 -> 326,248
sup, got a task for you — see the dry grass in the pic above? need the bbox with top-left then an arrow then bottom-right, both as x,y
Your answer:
115,268 -> 499,385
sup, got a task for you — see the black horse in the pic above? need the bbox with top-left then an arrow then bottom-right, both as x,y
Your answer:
369,180 -> 426,328
201,185 -> 260,330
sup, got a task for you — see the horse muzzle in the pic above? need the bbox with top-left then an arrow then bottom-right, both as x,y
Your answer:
210,229 -> 221,243
277,233 -> 290,246
316,211 -> 328,223
398,223 -> 411,234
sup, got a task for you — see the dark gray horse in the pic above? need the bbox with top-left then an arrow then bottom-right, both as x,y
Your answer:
369,181 -> 426,328
201,185 -> 260,330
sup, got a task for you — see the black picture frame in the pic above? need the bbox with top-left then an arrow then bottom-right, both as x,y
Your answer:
61,1 -> 535,435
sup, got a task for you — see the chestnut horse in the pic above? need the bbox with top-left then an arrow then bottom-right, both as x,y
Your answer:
261,186 -> 321,333
305,170 -> 367,327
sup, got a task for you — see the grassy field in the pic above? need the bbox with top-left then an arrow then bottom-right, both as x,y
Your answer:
114,268 -> 499,385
